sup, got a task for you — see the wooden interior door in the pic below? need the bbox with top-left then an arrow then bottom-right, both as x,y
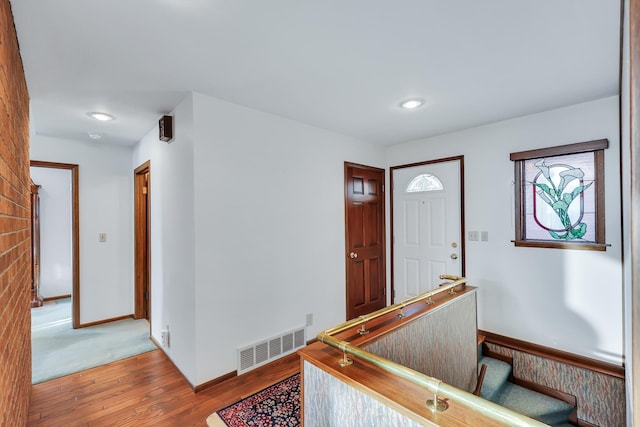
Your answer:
345,162 -> 386,320
134,161 -> 151,321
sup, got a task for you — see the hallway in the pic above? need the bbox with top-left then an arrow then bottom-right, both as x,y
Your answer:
31,298 -> 156,384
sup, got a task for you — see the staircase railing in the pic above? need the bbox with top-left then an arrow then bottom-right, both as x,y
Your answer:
315,275 -> 548,427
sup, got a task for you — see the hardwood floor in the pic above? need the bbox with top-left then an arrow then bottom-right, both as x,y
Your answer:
28,349 -> 300,426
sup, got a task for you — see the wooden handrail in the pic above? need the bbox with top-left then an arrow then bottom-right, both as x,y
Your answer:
316,276 -> 548,427
323,275 -> 467,337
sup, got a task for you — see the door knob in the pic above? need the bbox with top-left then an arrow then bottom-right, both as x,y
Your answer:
349,252 -> 358,259
450,253 -> 458,260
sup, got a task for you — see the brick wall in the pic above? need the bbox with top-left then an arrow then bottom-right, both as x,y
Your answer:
0,0 -> 32,425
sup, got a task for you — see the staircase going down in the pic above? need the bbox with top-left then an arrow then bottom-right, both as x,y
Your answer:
478,355 -> 578,426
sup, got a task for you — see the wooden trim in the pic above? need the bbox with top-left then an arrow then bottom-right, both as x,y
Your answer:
389,156 -> 466,303
149,337 -> 196,391
343,288 -> 476,351
390,155 -> 467,170
473,363 -> 487,396
482,345 -> 514,366
479,330 -> 625,379
77,314 -> 134,328
594,149 -> 606,245
151,337 -> 236,393
150,335 -> 161,348
30,160 -> 81,328
512,377 -> 577,407
30,160 -> 79,170
151,336 -> 301,394
576,418 -> 600,427
195,370 -> 237,393
511,377 -> 578,424
509,139 -> 609,161
631,0 -> 640,424
390,165 -> 395,303
514,160 -> 525,244
134,161 -> 151,321
343,161 -> 385,173
43,294 -> 71,301
134,160 -> 150,174
511,142 -> 608,251
513,240 -> 608,251
459,156 -> 466,277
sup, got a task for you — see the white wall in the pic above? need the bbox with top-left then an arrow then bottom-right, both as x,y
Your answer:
30,166 -> 73,298
191,93 -> 385,383
386,96 -> 623,365
132,92 -> 385,385
133,94 -> 197,384
30,135 -> 134,324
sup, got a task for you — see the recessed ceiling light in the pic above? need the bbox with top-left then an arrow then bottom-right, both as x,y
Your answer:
88,112 -> 115,121
88,132 -> 102,140
399,98 -> 425,110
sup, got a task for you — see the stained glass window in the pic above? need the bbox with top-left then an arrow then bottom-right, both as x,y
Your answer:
510,139 -> 608,251
406,174 -> 443,193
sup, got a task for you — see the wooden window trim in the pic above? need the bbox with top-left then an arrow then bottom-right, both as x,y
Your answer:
511,139 -> 608,251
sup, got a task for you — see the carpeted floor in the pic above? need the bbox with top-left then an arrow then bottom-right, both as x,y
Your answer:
207,373 -> 300,427
31,298 -> 157,384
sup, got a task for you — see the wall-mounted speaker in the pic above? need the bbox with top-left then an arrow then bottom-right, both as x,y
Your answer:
159,115 -> 174,143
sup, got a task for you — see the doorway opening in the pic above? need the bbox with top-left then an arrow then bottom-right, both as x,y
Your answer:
29,160 -> 80,328
134,161 -> 151,321
390,156 -> 465,303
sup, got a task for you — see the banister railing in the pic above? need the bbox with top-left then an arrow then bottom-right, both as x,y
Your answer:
323,274 -> 467,337
315,275 -> 548,427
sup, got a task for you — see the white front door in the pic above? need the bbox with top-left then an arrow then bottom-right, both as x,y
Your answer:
393,159 -> 463,302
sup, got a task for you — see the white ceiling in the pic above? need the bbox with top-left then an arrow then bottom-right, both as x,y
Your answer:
10,0 -> 621,147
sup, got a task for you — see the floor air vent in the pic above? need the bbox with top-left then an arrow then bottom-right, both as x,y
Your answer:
237,326 -> 306,374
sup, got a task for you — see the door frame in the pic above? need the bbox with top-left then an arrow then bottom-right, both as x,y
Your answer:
390,156 -> 465,303
134,161 -> 151,321
30,160 -> 80,328
344,162 -> 387,320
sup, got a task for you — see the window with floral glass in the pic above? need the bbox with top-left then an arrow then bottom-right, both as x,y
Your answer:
510,139 -> 608,250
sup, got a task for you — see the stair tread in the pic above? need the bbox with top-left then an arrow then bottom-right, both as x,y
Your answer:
495,383 -> 574,425
478,356 -> 512,401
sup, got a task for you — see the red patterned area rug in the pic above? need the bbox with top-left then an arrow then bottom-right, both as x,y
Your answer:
206,373 -> 300,427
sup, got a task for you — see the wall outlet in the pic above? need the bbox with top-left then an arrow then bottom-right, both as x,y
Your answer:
161,327 -> 170,348
99,233 -> 107,243
306,313 -> 313,327
468,231 -> 479,241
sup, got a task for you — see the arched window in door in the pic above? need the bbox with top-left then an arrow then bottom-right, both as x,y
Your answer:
406,174 -> 443,193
